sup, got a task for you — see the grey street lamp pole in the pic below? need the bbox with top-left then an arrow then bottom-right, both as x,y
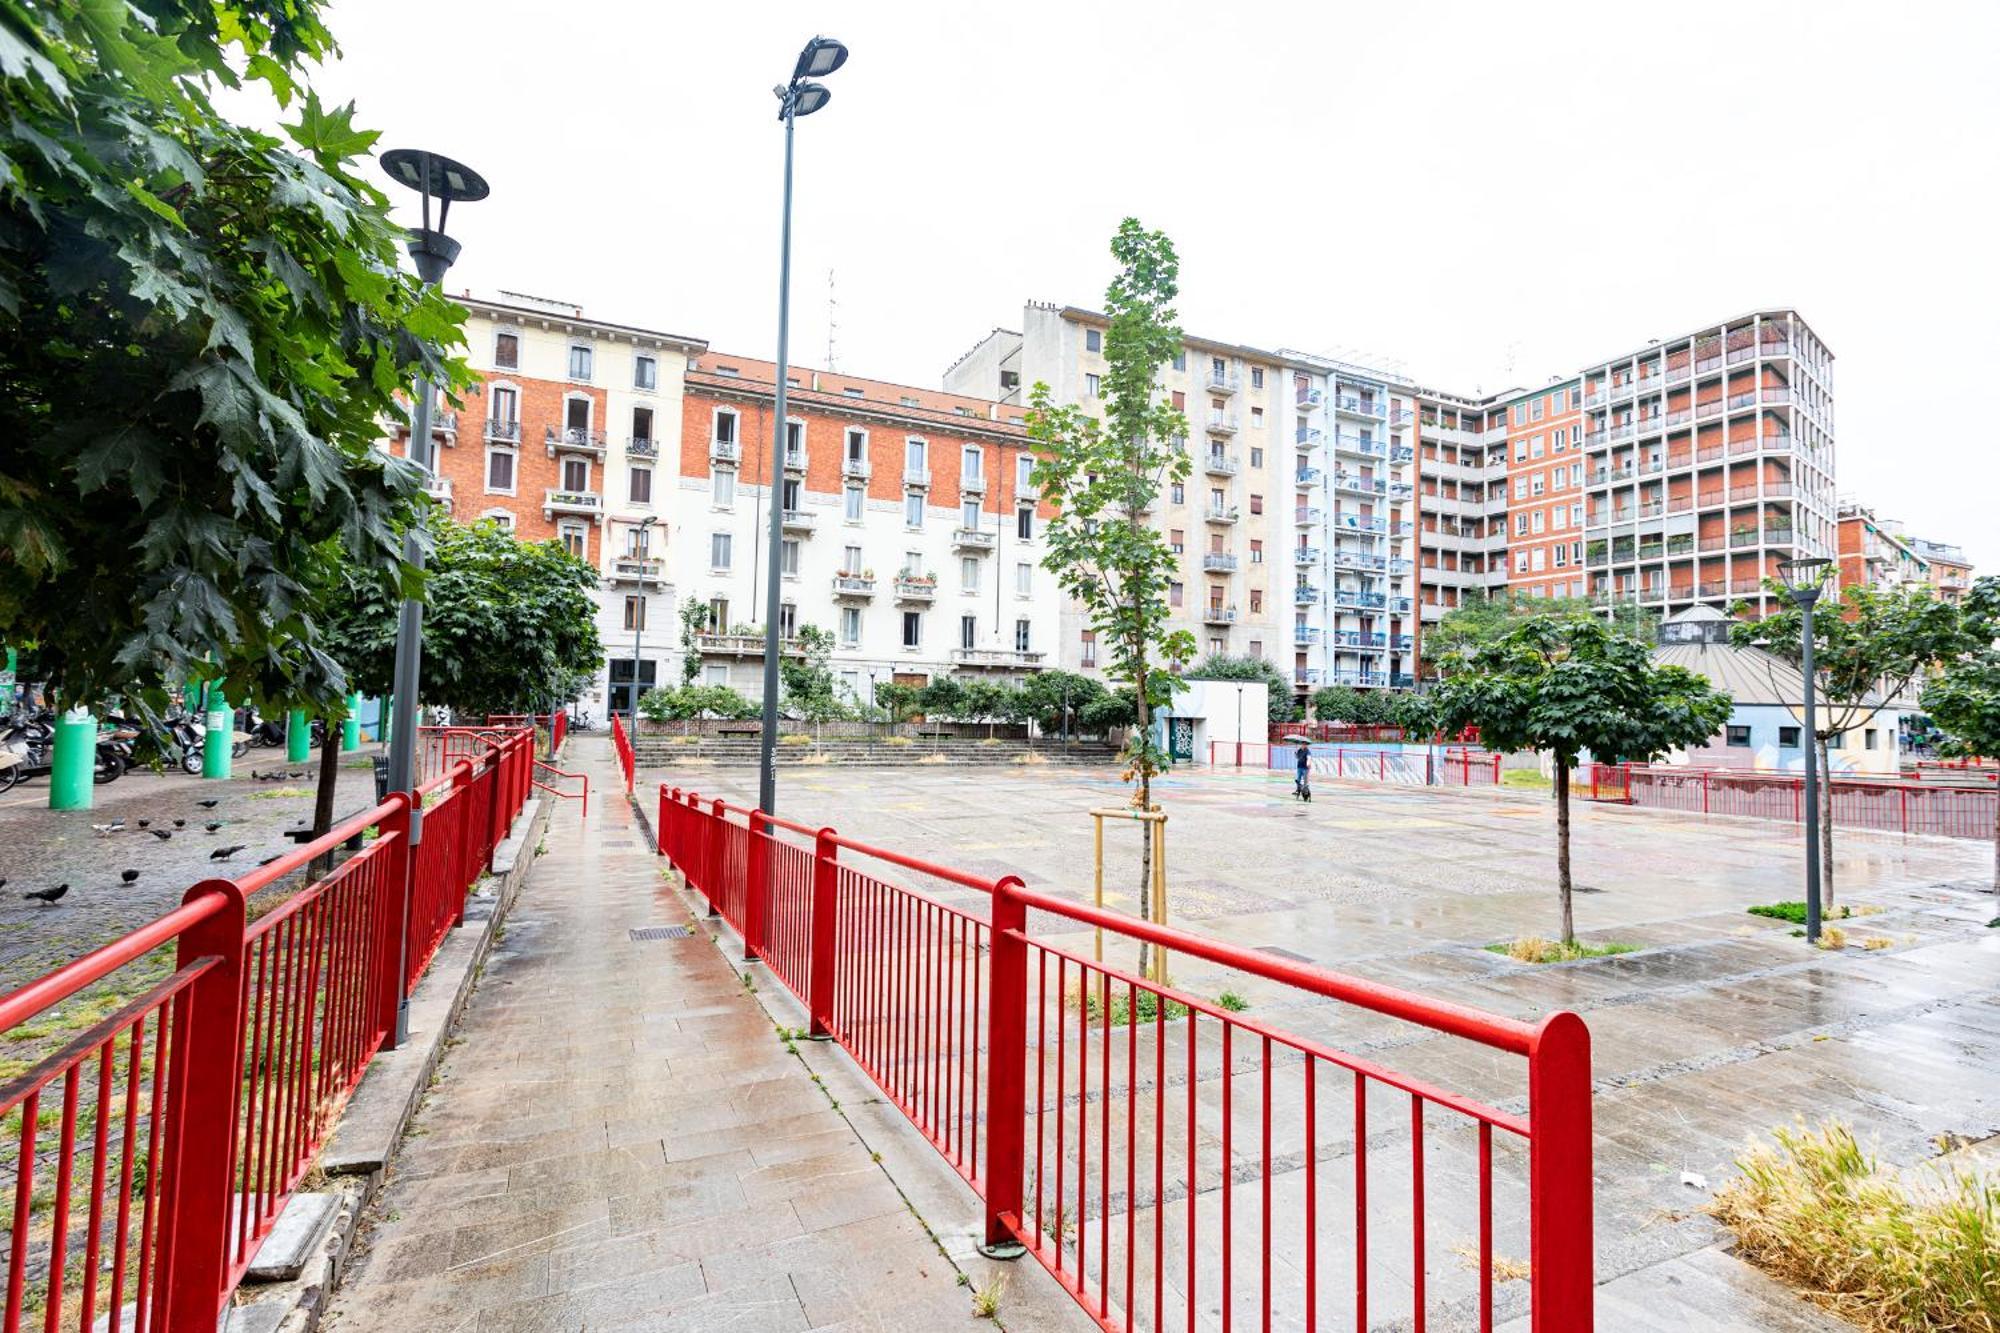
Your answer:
379,148 -> 487,1047
757,36 -> 848,820
630,515 -> 658,735
1779,557 -> 1831,945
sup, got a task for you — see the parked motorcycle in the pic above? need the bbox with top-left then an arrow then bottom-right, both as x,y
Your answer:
243,709 -> 325,749
0,710 -> 126,791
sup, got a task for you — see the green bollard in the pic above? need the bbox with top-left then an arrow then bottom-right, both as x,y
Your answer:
342,693 -> 362,751
286,708 -> 310,764
49,707 -> 95,810
203,687 -> 232,779
377,692 -> 391,748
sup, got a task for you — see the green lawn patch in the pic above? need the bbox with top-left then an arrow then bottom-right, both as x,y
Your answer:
1499,769 -> 1551,790
1485,936 -> 1637,964
1749,902 -> 1860,925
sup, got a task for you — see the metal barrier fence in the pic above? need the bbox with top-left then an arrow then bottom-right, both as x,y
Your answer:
610,715 -> 635,793
1584,763 -> 1999,840
486,712 -> 568,758
0,729 -> 534,1331
1248,744 -> 1504,788
656,782 -> 1593,1330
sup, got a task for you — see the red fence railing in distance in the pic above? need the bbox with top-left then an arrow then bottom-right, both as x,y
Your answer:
654,780 -> 1593,1330
611,715 -> 635,792
1264,744 -> 1503,787
1582,762 -> 1999,840
1206,741 -> 1272,769
532,760 -> 589,820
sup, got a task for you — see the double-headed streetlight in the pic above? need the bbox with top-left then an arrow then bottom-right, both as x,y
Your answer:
757,35 -> 850,820
1777,556 -> 1831,944
630,514 -> 659,735
380,147 -> 488,1044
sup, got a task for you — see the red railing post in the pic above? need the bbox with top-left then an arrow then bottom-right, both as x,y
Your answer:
706,798 -> 725,918
154,878 -> 248,1332
1528,1009 -> 1593,1331
807,828 -> 839,1038
374,794 -> 413,1042
744,811 -> 769,963
980,875 -> 1029,1256
658,784 -> 671,856
1900,785 -> 1909,835
1702,769 -> 1710,814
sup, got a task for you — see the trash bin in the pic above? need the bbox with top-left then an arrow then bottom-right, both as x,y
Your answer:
372,755 -> 391,803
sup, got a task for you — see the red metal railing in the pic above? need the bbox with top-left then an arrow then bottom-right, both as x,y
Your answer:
0,730 -> 536,1331
611,715 -> 635,792
487,712 -> 567,758
1583,763 -> 1999,840
531,761 -> 590,820
656,782 -> 1593,1330
1273,724 -> 1483,746
1252,744 -> 1504,787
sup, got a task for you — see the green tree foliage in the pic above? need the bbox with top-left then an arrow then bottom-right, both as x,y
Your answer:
1311,685 -> 1400,726
323,521 -> 600,719
0,2 -> 465,711
678,599 -> 709,686
1016,669 -> 1108,739
1080,689 -> 1138,736
779,624 -> 845,731
1428,615 -> 1733,943
1732,577 -> 1966,909
1185,654 -> 1299,724
916,673 -> 969,723
1919,576 -> 2000,892
637,684 -> 757,724
1423,591 -> 1655,676
961,679 -> 1016,738
1026,220 -> 1193,974
874,682 -> 920,727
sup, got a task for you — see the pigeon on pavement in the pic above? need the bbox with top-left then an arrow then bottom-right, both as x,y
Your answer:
149,829 -> 172,841
120,870 -> 140,883
209,845 -> 247,861
22,884 -> 68,905
196,799 -> 219,809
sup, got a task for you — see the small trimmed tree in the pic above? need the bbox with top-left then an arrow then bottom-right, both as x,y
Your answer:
1732,578 -> 1966,909
1429,615 -> 1733,944
1017,669 -> 1106,741
779,624 -> 844,738
1028,219 -> 1194,976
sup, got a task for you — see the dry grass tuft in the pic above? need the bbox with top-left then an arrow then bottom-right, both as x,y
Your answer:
1862,936 -> 1894,951
1708,1120 -> 2000,1333
1449,1243 -> 1531,1283
1818,926 -> 1848,951
1012,751 -> 1049,765
1486,936 -> 1636,964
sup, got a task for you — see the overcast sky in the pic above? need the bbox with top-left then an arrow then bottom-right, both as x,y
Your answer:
228,0 -> 1999,568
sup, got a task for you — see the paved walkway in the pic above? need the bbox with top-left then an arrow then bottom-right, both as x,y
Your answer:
325,738 -> 989,1332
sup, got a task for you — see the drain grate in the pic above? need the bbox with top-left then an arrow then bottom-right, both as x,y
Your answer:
629,925 -> 691,942
1256,944 -> 1315,965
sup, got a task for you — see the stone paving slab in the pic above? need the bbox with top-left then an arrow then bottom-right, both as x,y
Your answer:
322,741 -> 999,1332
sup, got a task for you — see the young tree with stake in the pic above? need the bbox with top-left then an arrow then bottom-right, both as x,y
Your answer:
1027,219 -> 1195,977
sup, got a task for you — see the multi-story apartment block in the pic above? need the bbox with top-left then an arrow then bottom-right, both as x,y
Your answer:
1414,388 -> 1508,628
1500,381 -> 1589,597
1906,536 -> 1974,602
386,293 -> 706,714
944,304 -> 1417,700
672,353 -> 1056,709
1837,503 -> 1931,594
1580,310 -> 1837,619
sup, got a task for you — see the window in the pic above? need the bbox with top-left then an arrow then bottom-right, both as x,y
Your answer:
1251,408 -> 1264,429
623,595 -> 647,632
1251,368 -> 1264,389
561,457 -> 589,492
1169,581 -> 1184,608
1530,398 -> 1543,421
846,428 -> 867,464
633,354 -> 657,390
482,510 -> 514,532
493,332 -> 519,369
962,499 -> 981,529
905,437 -> 927,471
485,449 -> 515,493
1827,732 -> 1844,750
714,410 -> 738,446
702,664 -> 729,686
1249,494 -> 1263,515
905,493 -> 925,528
568,344 -> 593,380
839,607 -> 861,647
1515,513 -> 1529,535
1085,328 -> 1102,353
709,596 -> 729,628
560,525 -> 586,560
1015,562 -> 1032,596
1530,547 -> 1545,570
629,466 -> 652,504
1864,728 -> 1879,751
779,603 -> 797,638
1250,447 -> 1263,468
902,611 -> 922,649
1171,390 -> 1185,411
1779,726 -> 1801,748
710,532 -> 732,571
1554,545 -> 1568,568
785,420 -> 805,463
632,405 -> 654,444
781,539 -> 800,577
1171,352 -> 1186,372
902,550 -> 923,577
963,445 -> 983,483
1531,509 -> 1545,533
1084,373 -> 1101,398
960,557 -> 980,593
782,478 -> 802,512
1016,455 -> 1034,493
1249,590 -> 1263,613
1250,539 -> 1263,564
1170,482 -> 1185,505
844,485 -> 863,522
1531,475 -> 1545,496
1169,528 -> 1184,554
1530,435 -> 1544,458
956,615 -> 976,650
712,468 -> 735,507
1725,725 -> 1752,747
1017,507 -> 1034,541
1015,620 -> 1032,652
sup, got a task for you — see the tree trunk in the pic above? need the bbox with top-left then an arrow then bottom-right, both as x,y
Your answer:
1555,762 -> 1574,945
1817,735 -> 1835,911
308,717 -> 341,880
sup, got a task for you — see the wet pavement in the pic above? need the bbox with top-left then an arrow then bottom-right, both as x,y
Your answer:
644,756 -> 2000,1328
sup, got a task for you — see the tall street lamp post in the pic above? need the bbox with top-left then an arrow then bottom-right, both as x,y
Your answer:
1778,556 -> 1831,945
757,35 -> 849,821
630,515 -> 659,735
380,147 -> 487,1045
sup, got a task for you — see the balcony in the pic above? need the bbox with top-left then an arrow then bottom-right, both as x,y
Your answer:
1332,588 -> 1388,610
782,509 -> 817,534
1208,370 -> 1242,396
542,488 -> 603,520
485,418 -> 523,445
1333,473 -> 1388,497
627,436 -> 658,461
1201,553 -> 1238,573
1392,634 -> 1415,652
903,465 -> 931,489
831,574 -> 876,601
710,438 -> 741,467
1295,427 -> 1323,449
697,632 -> 804,658
951,648 -> 1046,669
1296,387 -> 1324,410
893,576 -> 938,603
1203,451 -> 1241,476
609,555 -> 665,586
546,426 -> 607,459
1294,545 -> 1321,565
961,471 -> 988,495
1295,466 -> 1322,488
1334,514 -> 1388,534
1334,395 -> 1386,421
785,449 -> 808,475
1202,605 -> 1238,625
1331,549 -> 1386,571
422,474 -> 452,507
1294,627 -> 1322,647
1295,668 -> 1324,686
1332,433 -> 1386,459
1761,386 -> 1793,406
952,528 -> 996,552
1331,631 -> 1387,649
1205,504 -> 1240,524
1294,584 -> 1320,604
1294,507 -> 1322,526
1207,412 -> 1240,436
841,455 -> 871,481
1390,445 -> 1415,464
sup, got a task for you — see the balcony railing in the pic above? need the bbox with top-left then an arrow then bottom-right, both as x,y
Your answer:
1332,433 -> 1386,458
1201,553 -> 1238,572
547,426 -> 607,458
1293,627 -> 1322,646
1295,427 -> 1323,449
951,648 -> 1046,668
422,474 -> 452,504
904,465 -> 932,488
1333,514 -> 1388,533
697,632 -> 804,657
1332,549 -> 1386,570
1202,605 -> 1238,625
1295,466 -> 1322,487
894,576 -> 938,602
1295,387 -> 1324,410
785,449 -> 809,474
542,488 -> 603,518
1294,546 -> 1321,565
1203,452 -> 1241,476
485,418 -> 522,444
711,438 -> 741,465
610,556 -> 665,585
1295,585 -> 1320,604
1207,412 -> 1240,435
831,574 -> 876,599
1334,473 -> 1388,496
1295,507 -> 1322,526
953,528 -> 996,551
842,455 -> 871,480
1208,370 -> 1242,395
782,509 -> 817,533
627,436 -> 658,460
1332,589 -> 1389,609
1334,396 -> 1386,420
961,471 -> 987,494
1205,504 -> 1240,524
1331,631 -> 1387,649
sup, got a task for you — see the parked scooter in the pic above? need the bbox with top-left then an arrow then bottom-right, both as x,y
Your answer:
0,710 -> 127,791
